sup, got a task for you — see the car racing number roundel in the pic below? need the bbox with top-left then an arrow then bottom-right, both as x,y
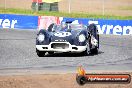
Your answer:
54,32 -> 72,37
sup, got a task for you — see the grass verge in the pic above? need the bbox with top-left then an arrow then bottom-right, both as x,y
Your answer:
0,8 -> 132,20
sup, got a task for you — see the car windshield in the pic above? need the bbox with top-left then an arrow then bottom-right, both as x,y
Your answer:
52,24 -> 86,32
70,24 -> 86,30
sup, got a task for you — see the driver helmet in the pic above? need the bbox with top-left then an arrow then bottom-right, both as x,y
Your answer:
61,22 -> 67,29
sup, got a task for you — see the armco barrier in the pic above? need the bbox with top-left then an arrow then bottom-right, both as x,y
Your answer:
0,14 -> 38,29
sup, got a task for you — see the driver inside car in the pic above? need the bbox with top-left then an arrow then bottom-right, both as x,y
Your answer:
61,22 -> 68,32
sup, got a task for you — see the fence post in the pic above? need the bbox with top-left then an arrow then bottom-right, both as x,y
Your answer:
37,0 -> 39,11
68,0 -> 71,13
102,0 -> 105,16
5,0 -> 6,9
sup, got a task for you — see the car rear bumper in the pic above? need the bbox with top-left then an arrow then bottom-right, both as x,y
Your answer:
36,42 -> 87,52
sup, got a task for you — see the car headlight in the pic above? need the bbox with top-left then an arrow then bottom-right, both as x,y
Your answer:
78,34 -> 86,42
37,33 -> 45,42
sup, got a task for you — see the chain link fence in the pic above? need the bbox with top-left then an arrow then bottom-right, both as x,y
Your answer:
0,0 -> 132,16
58,0 -> 132,16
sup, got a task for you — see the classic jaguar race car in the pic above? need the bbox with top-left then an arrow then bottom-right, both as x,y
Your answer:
36,21 -> 99,57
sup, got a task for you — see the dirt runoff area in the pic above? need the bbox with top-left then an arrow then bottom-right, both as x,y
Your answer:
0,72 -> 132,88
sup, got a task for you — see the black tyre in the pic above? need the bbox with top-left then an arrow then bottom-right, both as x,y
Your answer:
90,47 -> 98,54
36,48 -> 46,57
97,34 -> 99,48
88,24 -> 99,42
47,23 -> 54,32
88,24 -> 97,37
82,43 -> 91,56
88,24 -> 99,52
82,48 -> 90,56
48,51 -> 54,55
76,75 -> 87,85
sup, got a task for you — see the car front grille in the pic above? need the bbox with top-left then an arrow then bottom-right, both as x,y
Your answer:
51,43 -> 69,49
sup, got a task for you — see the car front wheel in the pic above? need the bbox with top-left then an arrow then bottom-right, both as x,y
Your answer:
48,51 -> 54,55
82,43 -> 91,56
90,47 -> 98,54
36,48 -> 46,57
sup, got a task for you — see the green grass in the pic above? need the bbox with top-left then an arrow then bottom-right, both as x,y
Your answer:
0,8 -> 132,20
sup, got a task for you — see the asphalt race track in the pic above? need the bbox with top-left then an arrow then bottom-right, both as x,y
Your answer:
0,29 -> 132,74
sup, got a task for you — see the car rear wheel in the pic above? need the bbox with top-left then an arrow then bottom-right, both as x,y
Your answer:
88,24 -> 97,37
47,23 -> 54,32
36,48 -> 46,57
